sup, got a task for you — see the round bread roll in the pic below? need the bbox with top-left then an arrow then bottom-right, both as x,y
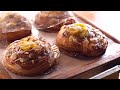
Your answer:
34,11 -> 76,32
0,12 -> 32,42
2,36 -> 60,76
56,23 -> 108,57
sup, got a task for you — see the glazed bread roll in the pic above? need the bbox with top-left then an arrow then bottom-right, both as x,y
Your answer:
0,12 -> 32,42
56,23 -> 108,57
2,36 -> 60,76
34,11 -> 76,32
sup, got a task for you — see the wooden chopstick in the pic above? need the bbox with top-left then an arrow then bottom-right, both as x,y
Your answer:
73,12 -> 120,44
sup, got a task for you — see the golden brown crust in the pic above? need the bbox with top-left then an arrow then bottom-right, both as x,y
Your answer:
0,30 -> 31,42
0,12 -> 32,42
2,36 -> 60,76
34,11 -> 76,32
56,23 -> 108,57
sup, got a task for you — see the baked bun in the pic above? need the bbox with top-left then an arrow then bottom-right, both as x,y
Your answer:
34,11 -> 76,32
2,36 -> 60,76
0,12 -> 32,42
56,23 -> 108,57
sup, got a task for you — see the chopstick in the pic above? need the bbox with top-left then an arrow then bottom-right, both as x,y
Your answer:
73,12 -> 120,44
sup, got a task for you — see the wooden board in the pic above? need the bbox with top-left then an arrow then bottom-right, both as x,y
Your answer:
0,11 -> 120,79
0,63 -> 11,79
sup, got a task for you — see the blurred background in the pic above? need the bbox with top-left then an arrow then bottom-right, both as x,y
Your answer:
73,11 -> 120,41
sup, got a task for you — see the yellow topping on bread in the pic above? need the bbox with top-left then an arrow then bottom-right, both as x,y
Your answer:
68,23 -> 88,38
19,38 -> 37,51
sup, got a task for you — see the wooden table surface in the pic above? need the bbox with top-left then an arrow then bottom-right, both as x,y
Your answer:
0,11 -> 120,79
